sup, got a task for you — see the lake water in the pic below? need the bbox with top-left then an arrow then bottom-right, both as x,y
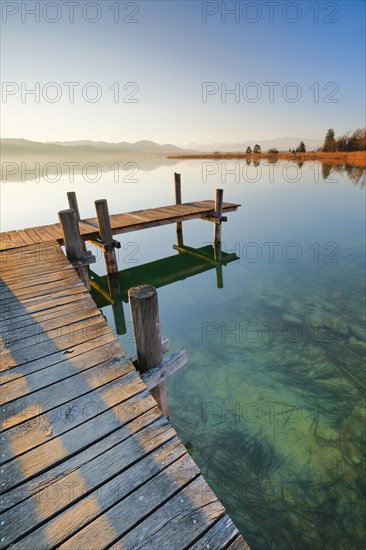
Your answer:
2,159 -> 365,549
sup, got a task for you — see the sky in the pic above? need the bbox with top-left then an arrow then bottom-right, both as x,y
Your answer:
1,0 -> 365,146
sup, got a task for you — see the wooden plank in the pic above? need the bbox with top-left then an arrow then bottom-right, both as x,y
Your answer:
190,515 -> 244,549
0,232 -> 14,245
23,227 -> 47,244
0,270 -> 81,298
141,348 -> 188,390
109,476 -> 225,550
11,437 -> 185,549
0,278 -> 85,306
0,247 -> 67,272
0,331 -> 116,380
2,385 -> 154,489
1,301 -> 99,344
0,285 -> 88,319
0,296 -> 92,333
0,415 -> 174,546
1,318 -> 116,397
6,231 -> 28,246
59,451 -> 200,550
0,319 -> 111,371
0,364 -> 141,463
27,225 -> 56,243
1,354 -> 134,430
42,223 -> 63,240
227,536 -> 251,549
14,230 -> 35,246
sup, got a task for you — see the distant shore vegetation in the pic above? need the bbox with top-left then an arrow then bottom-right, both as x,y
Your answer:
168,128 -> 366,168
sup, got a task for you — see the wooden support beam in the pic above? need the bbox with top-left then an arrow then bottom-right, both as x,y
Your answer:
141,348 -> 188,390
129,336 -> 170,365
58,209 -> 92,290
201,215 -> 227,223
214,189 -> 224,246
128,285 -> 169,417
95,199 -> 119,276
87,238 -> 121,250
70,250 -> 96,268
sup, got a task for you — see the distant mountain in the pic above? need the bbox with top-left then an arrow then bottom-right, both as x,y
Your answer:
183,137 -> 323,152
0,138 -> 188,157
46,139 -> 182,152
1,137 -> 324,159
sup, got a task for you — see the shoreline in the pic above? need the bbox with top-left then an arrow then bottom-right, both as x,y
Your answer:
167,151 -> 366,168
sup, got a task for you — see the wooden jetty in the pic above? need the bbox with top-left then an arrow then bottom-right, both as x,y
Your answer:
0,200 -> 239,250
0,179 -> 248,549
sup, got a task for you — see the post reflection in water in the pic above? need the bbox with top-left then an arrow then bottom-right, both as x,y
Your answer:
89,228 -> 239,336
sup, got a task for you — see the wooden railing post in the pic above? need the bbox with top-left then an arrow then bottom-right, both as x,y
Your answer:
214,188 -> 224,246
95,199 -> 119,276
67,191 -> 81,221
128,285 -> 169,417
174,172 -> 183,247
58,209 -> 91,290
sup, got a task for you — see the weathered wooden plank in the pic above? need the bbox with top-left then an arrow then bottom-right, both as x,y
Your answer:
190,515 -> 244,549
27,225 -> 56,243
23,227 -> 47,245
1,368 -> 143,465
0,278 -> 85,305
11,437 -> 185,550
5,231 -> 28,246
0,297 -> 92,333
0,319 -> 111,371
41,223 -> 63,240
1,354 -> 134,430
141,348 -> 188,390
0,331 -> 116,380
0,232 -> 14,244
109,476 -> 225,550
2,387 -> 154,490
0,271 -> 82,300
0,415 -> 174,546
227,535 -> 251,549
0,250 -> 69,273
2,312 -> 105,355
59,451 -> 200,550
0,286 -> 89,321
1,337 -> 126,400
1,304 -> 100,348
13,230 -> 35,246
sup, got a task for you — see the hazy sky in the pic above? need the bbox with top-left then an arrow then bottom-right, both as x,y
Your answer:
1,0 -> 365,145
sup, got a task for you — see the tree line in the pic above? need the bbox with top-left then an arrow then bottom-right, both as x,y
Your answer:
322,128 -> 366,152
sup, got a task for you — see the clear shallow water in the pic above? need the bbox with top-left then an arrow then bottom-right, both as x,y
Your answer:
2,160 -> 365,549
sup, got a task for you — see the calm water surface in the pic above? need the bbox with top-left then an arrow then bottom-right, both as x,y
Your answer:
2,160 -> 365,549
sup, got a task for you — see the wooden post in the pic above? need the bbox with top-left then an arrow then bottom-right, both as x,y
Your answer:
67,191 -> 81,221
95,199 -> 119,276
128,285 -> 169,417
214,188 -> 224,246
58,209 -> 90,290
174,172 -> 183,246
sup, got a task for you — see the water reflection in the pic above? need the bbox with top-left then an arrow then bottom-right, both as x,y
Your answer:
89,237 -> 239,335
322,163 -> 366,187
